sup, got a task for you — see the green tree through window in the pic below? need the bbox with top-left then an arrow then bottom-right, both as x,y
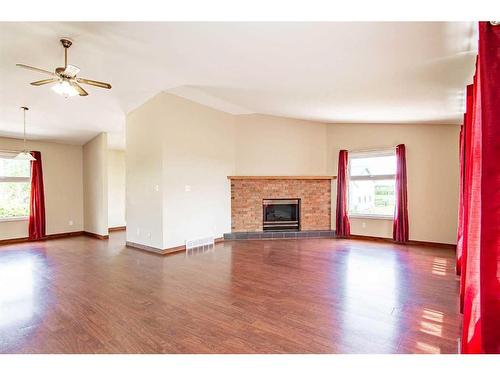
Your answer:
348,151 -> 396,217
0,155 -> 31,219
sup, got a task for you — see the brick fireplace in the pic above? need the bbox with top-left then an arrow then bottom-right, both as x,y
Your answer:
229,176 -> 334,232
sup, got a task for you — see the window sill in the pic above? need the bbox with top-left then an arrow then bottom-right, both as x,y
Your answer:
0,216 -> 29,223
349,214 -> 394,221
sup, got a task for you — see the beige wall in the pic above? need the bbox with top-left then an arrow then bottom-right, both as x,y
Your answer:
126,93 -> 329,249
108,149 -> 126,228
327,123 -> 460,244
83,133 -> 108,236
0,136 -> 84,240
126,93 -> 235,249
126,93 -> 168,249
235,114 -> 328,175
161,94 -> 236,248
126,92 -> 460,248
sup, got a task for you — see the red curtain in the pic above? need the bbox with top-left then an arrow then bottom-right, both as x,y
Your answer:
336,150 -> 350,237
459,22 -> 500,354
477,21 -> 500,354
28,151 -> 46,240
459,84 -> 474,310
393,144 -> 409,243
457,84 -> 474,279
456,123 -> 465,275
461,58 -> 483,353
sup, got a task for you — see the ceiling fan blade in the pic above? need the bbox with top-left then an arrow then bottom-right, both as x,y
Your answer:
76,78 -> 112,89
30,78 -> 59,86
71,82 -> 88,96
16,63 -> 57,77
63,64 -> 80,78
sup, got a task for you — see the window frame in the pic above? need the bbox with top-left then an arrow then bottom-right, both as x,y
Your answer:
347,149 -> 396,220
0,154 -> 31,221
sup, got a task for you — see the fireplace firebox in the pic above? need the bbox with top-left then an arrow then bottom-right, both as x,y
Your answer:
263,199 -> 300,231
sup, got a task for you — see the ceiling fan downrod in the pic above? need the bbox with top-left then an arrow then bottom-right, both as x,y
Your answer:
60,38 -> 73,68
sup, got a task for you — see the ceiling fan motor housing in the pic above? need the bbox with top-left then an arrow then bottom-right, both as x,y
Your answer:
60,38 -> 73,48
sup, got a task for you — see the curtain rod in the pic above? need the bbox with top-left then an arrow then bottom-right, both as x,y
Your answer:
0,148 -> 22,153
347,145 -> 398,153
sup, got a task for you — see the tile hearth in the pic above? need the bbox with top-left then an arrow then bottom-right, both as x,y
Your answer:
224,230 -> 336,240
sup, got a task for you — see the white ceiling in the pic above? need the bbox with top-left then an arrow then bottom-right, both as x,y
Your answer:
0,22 -> 477,149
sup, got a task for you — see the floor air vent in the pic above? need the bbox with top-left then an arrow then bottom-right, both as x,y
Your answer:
185,236 -> 215,250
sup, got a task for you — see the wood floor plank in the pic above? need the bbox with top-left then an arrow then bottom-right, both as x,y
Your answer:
0,232 -> 460,353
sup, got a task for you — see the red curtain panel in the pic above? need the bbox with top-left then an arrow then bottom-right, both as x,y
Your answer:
392,144 -> 409,243
335,150 -> 350,237
477,21 -> 500,354
461,57 -> 483,354
28,151 -> 46,240
456,123 -> 465,275
459,83 -> 474,312
460,22 -> 500,354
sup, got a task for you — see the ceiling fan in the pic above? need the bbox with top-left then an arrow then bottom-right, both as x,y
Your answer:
16,38 -> 112,98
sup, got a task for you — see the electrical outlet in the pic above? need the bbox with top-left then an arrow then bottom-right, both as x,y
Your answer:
185,185 -> 191,192
68,220 -> 73,226
154,184 -> 159,192
136,228 -> 140,236
362,222 -> 366,229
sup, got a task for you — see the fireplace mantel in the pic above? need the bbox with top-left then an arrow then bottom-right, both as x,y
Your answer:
227,175 -> 336,180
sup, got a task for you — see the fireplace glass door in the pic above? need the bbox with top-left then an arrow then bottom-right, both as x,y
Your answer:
263,199 -> 300,231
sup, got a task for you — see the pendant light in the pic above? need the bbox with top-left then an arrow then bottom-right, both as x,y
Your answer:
15,106 -> 36,161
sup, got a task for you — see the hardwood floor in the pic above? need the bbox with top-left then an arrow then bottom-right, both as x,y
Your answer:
0,232 -> 460,353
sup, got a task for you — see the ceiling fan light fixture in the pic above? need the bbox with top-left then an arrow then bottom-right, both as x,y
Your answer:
51,79 -> 79,98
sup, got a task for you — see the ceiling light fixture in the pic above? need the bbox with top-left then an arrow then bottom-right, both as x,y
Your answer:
15,106 -> 36,161
51,79 -> 79,98
16,38 -> 112,98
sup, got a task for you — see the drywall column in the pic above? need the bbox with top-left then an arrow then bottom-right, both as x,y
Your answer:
83,133 -> 109,237
125,94 -> 165,250
161,93 -> 236,249
126,92 -> 236,251
108,149 -> 126,228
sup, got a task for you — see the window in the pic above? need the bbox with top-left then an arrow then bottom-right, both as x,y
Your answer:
348,150 -> 396,218
0,153 -> 31,220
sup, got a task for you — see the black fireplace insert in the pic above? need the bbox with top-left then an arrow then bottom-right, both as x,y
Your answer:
263,198 -> 300,231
